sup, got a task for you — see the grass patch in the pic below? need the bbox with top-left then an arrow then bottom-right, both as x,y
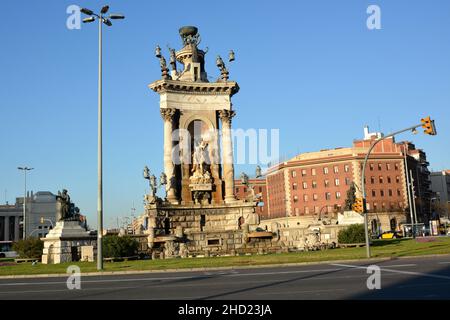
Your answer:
1,237 -> 450,276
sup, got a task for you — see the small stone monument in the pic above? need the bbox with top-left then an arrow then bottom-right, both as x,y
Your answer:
41,189 -> 96,264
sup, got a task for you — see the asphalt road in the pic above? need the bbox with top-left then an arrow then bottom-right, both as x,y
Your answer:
1,255 -> 450,300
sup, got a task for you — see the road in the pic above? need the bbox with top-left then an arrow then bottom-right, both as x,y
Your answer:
1,255 -> 450,300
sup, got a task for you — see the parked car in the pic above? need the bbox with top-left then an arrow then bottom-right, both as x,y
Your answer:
0,241 -> 18,258
378,231 -> 403,239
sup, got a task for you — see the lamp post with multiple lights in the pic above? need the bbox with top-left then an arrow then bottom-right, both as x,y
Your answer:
17,167 -> 33,239
80,5 -> 125,271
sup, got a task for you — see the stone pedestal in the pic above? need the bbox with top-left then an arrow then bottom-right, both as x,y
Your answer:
41,221 -> 97,264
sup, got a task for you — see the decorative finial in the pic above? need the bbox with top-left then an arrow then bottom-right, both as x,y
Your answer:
228,50 -> 235,62
216,55 -> 229,82
155,45 -> 161,58
255,165 -> 262,178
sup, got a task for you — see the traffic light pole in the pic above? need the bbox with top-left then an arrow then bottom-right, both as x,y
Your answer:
361,122 -> 427,258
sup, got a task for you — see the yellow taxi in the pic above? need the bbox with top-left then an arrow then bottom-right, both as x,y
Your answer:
379,231 -> 403,239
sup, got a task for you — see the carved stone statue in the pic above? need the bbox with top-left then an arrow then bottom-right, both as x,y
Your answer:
143,166 -> 150,180
169,47 -> 177,71
255,165 -> 262,178
56,189 -> 78,222
191,139 -> 208,175
149,174 -> 157,197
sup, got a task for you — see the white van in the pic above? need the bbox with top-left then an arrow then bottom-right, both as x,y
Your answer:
0,241 -> 19,258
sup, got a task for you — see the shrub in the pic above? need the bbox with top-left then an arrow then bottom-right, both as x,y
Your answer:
338,224 -> 366,244
12,238 -> 44,258
103,235 -> 139,258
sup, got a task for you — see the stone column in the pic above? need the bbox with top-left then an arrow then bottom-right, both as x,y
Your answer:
4,216 -> 9,241
161,108 -> 178,204
14,216 -> 20,241
219,110 -> 236,203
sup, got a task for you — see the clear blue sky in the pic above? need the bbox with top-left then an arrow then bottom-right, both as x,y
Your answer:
1,0 -> 449,229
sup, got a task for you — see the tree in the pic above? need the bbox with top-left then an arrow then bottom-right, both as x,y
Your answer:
344,183 -> 357,211
338,224 -> 366,244
103,235 -> 139,258
12,238 -> 44,259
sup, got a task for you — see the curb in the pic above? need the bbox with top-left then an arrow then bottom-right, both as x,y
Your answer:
1,253 -> 449,280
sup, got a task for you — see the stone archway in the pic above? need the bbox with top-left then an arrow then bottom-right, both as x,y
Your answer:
371,219 -> 379,236
48,244 -> 54,264
390,218 -> 397,231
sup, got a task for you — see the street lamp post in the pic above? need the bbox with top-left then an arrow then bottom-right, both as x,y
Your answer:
80,5 -> 125,271
361,118 -> 437,258
17,167 -> 33,239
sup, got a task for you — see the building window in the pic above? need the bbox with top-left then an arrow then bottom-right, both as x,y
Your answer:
389,189 -> 393,196
370,176 -> 375,184
372,190 -> 376,197
303,194 -> 308,202
312,181 -> 317,189
324,167 -> 329,174
292,183 -> 298,190
379,176 -> 384,184
305,207 -> 310,214
336,192 -> 341,199
378,163 -> 382,170
335,178 -> 340,186
387,176 -> 392,183
344,165 -> 350,173
292,170 -> 297,178
334,166 -> 339,173
345,177 -> 351,185
387,163 -> 391,170
293,196 -> 298,203
312,168 -> 317,176
370,164 -> 374,171
314,206 -> 319,214
396,176 -> 400,183
397,189 -> 401,196
303,182 -> 308,189
395,163 -> 399,171
259,187 -> 263,193
295,208 -> 300,215
302,169 -> 307,177
380,190 -> 385,197
325,192 -> 331,200
313,194 -> 318,201
235,187 -> 239,193
324,180 -> 330,187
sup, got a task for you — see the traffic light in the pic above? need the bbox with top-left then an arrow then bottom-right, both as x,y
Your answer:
352,198 -> 365,213
421,116 -> 437,135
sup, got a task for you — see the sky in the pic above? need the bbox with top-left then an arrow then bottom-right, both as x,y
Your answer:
1,0 -> 449,229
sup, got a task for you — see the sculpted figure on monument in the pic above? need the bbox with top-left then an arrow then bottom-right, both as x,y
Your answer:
191,139 -> 208,175
56,189 -> 73,221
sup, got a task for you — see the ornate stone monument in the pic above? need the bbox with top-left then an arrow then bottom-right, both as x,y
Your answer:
41,189 -> 96,264
145,26 -> 268,258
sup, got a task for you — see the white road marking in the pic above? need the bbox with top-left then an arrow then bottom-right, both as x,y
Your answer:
331,263 -> 450,281
381,264 -> 417,268
438,262 -> 450,265
255,288 -> 347,295
0,268 -> 345,287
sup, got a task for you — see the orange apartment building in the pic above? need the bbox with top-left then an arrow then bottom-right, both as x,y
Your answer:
264,127 -> 433,222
